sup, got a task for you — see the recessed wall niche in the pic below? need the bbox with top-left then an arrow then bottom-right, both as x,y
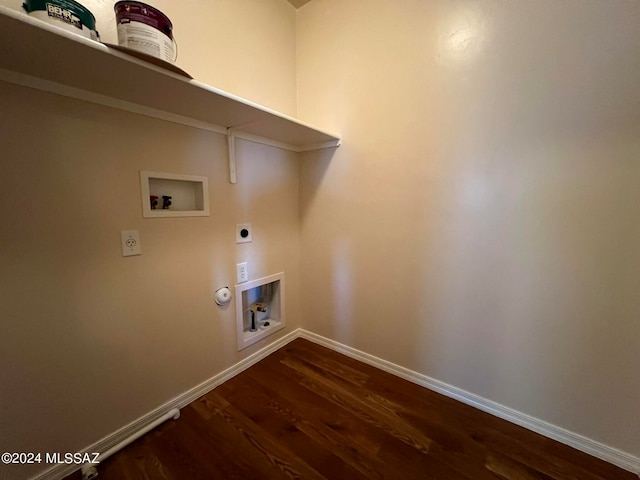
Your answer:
235,272 -> 285,351
140,171 -> 210,218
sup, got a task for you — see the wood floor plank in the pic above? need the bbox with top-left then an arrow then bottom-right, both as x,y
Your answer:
63,338 -> 635,480
110,440 -> 175,480
280,341 -> 371,387
486,452 -> 556,480
196,390 -> 327,480
239,362 -> 404,479
242,353 -> 390,457
476,427 -> 619,480
280,355 -> 433,455
145,428 -> 216,480
376,434 -> 474,480
212,374 -> 372,480
176,406 -> 268,479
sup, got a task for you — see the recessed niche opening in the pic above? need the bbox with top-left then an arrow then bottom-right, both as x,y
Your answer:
140,171 -> 209,218
235,272 -> 285,351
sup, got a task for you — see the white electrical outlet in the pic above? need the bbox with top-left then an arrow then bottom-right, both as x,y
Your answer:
121,230 -> 141,257
237,262 -> 248,283
236,223 -> 252,243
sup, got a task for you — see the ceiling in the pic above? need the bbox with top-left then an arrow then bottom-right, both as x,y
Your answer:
287,0 -> 312,8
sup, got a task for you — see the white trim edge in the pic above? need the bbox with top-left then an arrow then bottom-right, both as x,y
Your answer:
29,328 -> 301,480
297,330 -> 640,476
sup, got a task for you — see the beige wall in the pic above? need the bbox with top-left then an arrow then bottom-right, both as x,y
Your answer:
0,2 -> 299,476
298,0 -> 640,458
1,0 -> 297,115
3,1 -> 640,476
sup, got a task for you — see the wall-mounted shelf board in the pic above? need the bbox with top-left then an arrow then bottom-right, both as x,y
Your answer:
0,7 -> 340,151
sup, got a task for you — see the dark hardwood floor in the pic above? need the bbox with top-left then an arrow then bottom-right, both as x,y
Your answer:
65,338 -> 635,479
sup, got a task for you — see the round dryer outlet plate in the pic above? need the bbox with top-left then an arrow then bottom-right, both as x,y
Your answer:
215,286 -> 232,306
236,223 -> 252,243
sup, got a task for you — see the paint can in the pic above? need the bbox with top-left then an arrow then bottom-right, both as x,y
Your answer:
114,1 -> 177,64
22,0 -> 99,41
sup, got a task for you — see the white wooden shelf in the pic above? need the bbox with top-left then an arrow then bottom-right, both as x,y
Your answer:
0,7 -> 340,152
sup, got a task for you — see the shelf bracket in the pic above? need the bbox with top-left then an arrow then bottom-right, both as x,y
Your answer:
227,127 -> 237,184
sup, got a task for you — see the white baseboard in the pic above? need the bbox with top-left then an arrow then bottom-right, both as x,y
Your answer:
31,327 -> 639,480
298,330 -> 640,476
30,328 -> 301,480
